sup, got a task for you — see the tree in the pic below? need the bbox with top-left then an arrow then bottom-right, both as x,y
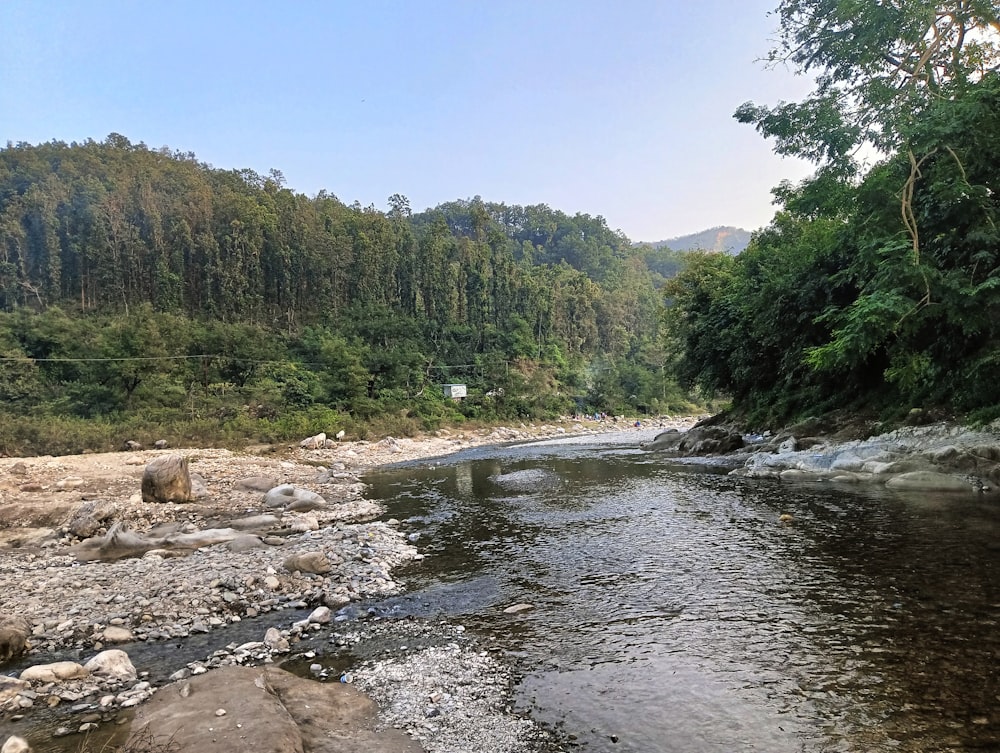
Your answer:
737,1 -> 1000,173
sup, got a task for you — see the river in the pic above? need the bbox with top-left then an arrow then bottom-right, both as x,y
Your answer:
363,431 -> 1000,752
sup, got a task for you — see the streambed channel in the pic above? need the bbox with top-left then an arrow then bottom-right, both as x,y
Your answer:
362,431 -> 1000,752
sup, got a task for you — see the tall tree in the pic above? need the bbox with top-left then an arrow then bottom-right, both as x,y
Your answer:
736,0 -> 1000,172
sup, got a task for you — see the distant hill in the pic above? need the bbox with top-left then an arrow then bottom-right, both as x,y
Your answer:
640,226 -> 752,255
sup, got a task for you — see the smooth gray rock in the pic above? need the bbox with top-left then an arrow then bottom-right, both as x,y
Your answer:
265,484 -> 325,510
885,471 -> 977,493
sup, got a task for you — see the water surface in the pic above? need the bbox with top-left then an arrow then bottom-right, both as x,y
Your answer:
364,433 -> 1000,752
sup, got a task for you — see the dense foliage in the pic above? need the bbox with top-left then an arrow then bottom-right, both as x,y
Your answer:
668,2 -> 1000,425
0,137 -> 697,453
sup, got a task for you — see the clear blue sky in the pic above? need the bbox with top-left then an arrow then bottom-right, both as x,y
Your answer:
3,0 -> 816,242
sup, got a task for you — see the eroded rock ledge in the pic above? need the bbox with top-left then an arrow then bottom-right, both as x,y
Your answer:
644,419 -> 1000,494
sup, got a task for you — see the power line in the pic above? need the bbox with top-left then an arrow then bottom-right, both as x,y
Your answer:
0,354 -> 511,369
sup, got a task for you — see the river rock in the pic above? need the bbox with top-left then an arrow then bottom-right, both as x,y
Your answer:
263,627 -> 289,652
288,514 -> 320,532
130,666 -> 420,753
67,499 -> 119,538
227,514 -> 281,530
235,476 -> 280,492
264,484 -> 326,511
83,649 -> 137,681
283,551 -> 331,575
227,534 -> 267,551
641,425 -> 744,454
490,469 -> 561,492
885,471 -> 978,493
102,625 -> 134,643
20,661 -> 88,683
71,522 -> 248,562
307,606 -> 332,624
1,736 -> 32,753
0,676 -> 31,706
0,616 -> 31,664
190,472 -> 209,498
141,454 -> 193,504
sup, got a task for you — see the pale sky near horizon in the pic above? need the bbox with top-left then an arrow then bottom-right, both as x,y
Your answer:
3,1 -> 819,242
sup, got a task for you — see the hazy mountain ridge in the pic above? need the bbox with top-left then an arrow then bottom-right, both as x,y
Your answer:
639,225 -> 752,255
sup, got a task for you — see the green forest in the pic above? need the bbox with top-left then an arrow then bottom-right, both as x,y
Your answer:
0,134 -> 696,454
667,1 -> 1000,426
1,1 -> 997,455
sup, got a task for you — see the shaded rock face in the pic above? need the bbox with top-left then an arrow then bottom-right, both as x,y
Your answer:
0,616 -> 30,665
141,454 -> 193,504
130,666 -> 421,753
640,425 -> 745,455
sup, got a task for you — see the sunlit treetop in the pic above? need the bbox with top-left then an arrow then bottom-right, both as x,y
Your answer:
737,0 -> 1000,172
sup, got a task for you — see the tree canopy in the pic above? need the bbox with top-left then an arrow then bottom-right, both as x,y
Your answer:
0,136 -> 699,452
667,1 -> 1000,425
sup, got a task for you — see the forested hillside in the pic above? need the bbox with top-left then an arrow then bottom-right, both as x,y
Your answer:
666,1 -> 1000,426
0,136 -> 697,453
642,226 -> 752,255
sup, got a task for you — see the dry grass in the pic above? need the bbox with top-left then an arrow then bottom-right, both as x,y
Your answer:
76,728 -> 177,753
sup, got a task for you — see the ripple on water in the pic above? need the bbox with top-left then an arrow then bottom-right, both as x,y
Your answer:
365,441 -> 1000,752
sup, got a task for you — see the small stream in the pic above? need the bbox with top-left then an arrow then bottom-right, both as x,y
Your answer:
362,432 -> 1000,752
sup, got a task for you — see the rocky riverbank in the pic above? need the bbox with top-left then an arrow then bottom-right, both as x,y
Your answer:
1,417 -> 691,753
642,416 -> 1000,493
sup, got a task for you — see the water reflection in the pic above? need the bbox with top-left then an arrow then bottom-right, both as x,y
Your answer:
366,439 -> 1000,752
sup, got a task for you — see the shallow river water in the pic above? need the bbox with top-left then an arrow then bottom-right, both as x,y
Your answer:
363,432 -> 1000,753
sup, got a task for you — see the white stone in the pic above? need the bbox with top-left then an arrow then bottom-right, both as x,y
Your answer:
307,606 -> 332,624
102,626 -> 134,643
19,661 -> 88,683
84,649 -> 137,681
2,736 -> 32,753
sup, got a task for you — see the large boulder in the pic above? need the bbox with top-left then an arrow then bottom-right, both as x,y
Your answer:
129,666 -> 420,753
0,616 -> 30,665
885,471 -> 979,493
19,661 -> 88,683
84,649 -> 137,681
641,425 -> 745,455
264,485 -> 326,511
141,454 -> 193,504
